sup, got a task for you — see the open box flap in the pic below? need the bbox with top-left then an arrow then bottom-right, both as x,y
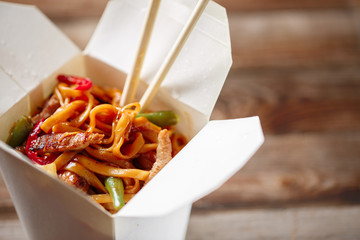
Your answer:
0,2 -> 80,92
0,68 -> 27,116
85,0 -> 232,118
118,116 -> 264,217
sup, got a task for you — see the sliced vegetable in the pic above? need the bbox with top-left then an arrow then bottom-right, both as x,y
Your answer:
57,74 -> 92,91
105,177 -> 125,211
7,115 -> 33,147
25,119 -> 57,165
135,111 -> 179,127
92,193 -> 135,204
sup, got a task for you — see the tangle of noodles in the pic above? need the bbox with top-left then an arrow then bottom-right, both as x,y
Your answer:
19,75 -> 187,213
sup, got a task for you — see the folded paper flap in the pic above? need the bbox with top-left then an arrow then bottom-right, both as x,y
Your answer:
85,0 -> 232,118
119,117 -> 264,217
0,69 -> 26,116
0,2 -> 80,92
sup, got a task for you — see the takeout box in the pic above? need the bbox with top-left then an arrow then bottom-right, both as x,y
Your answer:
0,0 -> 264,239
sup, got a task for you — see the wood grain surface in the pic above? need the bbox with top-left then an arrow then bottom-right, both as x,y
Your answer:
1,0 -> 360,239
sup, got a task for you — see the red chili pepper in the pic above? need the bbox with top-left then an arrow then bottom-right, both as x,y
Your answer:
57,74 -> 92,91
25,119 -> 57,165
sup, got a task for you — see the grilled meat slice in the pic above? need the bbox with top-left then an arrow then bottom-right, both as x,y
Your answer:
32,132 -> 104,153
58,170 -> 89,193
145,129 -> 172,183
32,94 -> 61,124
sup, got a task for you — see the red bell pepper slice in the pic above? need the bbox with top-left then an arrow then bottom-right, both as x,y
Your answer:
57,74 -> 92,91
25,119 -> 57,165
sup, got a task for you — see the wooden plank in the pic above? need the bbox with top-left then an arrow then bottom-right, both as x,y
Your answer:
194,132 -> 360,209
5,3 -> 359,69
0,175 -> 13,208
216,0 -> 351,12
187,205 -> 360,240
1,204 -> 359,240
229,9 -> 360,69
0,208 -> 27,240
212,66 -> 360,134
49,10 -> 360,71
2,0 -> 352,17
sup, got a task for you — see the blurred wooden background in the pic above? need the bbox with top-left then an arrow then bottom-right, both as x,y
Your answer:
1,0 -> 360,239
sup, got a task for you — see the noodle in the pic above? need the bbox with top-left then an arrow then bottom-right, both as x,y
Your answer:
64,161 -> 107,193
53,151 -> 78,170
41,100 -> 86,133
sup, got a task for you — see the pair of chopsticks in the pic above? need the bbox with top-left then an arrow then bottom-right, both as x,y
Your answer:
120,0 -> 210,111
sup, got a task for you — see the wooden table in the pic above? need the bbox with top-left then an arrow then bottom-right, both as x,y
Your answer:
1,0 -> 360,239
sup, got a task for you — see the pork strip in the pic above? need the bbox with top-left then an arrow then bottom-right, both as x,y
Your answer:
32,132 -> 104,153
32,94 -> 61,124
58,170 -> 89,193
145,129 -> 172,183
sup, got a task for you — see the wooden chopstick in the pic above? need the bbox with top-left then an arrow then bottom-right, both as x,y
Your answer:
139,0 -> 210,111
120,0 -> 161,106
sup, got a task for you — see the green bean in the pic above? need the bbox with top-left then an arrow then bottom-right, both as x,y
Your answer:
105,177 -> 125,211
7,115 -> 34,148
135,111 -> 179,127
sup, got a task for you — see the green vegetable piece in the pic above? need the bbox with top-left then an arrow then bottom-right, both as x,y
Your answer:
7,115 -> 34,148
105,177 -> 125,211
135,111 -> 179,127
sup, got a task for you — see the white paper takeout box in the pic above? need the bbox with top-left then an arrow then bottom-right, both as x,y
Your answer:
0,0 -> 264,239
